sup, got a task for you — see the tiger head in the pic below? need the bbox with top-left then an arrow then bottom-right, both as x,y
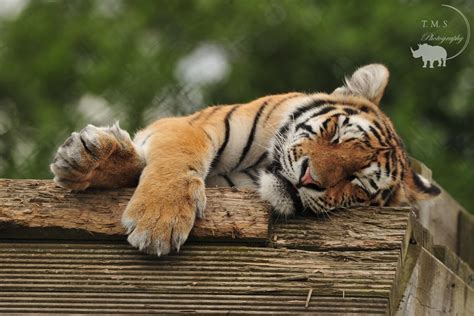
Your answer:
271,64 -> 441,215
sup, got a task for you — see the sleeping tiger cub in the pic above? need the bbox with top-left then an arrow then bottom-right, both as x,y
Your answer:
50,64 -> 440,255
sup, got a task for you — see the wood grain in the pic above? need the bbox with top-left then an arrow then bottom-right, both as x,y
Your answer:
395,246 -> 473,315
271,207 -> 411,251
0,242 -> 393,314
0,179 -> 270,242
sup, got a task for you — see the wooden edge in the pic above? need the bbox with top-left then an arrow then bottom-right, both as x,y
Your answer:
269,206 -> 411,251
433,245 -> 474,288
1,179 -> 415,252
394,246 -> 473,315
0,179 -> 271,243
411,157 -> 474,269
391,214 -> 473,313
458,210 -> 474,270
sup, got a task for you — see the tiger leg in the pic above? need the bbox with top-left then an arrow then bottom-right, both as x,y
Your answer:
50,123 -> 145,191
122,118 -> 213,256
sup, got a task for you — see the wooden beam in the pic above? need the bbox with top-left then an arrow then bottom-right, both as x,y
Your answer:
395,246 -> 474,315
270,207 -> 411,251
0,179 -> 270,242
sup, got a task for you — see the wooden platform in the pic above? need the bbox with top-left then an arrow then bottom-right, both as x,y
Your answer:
0,180 -> 472,315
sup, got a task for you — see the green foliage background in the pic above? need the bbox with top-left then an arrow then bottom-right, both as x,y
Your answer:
0,0 -> 473,212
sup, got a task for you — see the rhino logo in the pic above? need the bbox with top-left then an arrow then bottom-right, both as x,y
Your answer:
411,43 -> 447,68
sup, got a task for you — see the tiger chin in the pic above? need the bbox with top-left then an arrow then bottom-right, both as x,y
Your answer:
50,64 -> 441,256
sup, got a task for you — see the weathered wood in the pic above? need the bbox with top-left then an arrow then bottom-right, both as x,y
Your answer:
433,245 -> 473,287
392,213 -> 474,315
458,210 -> 474,270
412,158 -> 474,268
0,242 -> 394,314
0,179 -> 414,253
395,246 -> 474,315
0,179 -> 270,242
271,207 -> 411,251
1,178 -> 471,314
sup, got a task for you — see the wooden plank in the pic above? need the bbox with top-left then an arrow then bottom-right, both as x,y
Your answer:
0,179 -> 413,252
395,246 -> 474,315
0,294 -> 388,314
0,179 -> 270,242
271,207 -> 411,251
433,245 -> 473,287
0,241 -> 394,314
417,189 -> 460,255
458,210 -> 474,269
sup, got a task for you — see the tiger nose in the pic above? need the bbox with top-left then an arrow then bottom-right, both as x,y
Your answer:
300,166 -> 314,186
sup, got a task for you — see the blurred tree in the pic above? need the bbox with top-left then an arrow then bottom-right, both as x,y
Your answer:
0,0 -> 472,212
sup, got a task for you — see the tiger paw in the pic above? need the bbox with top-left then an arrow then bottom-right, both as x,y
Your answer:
50,123 -> 137,191
122,174 -> 206,256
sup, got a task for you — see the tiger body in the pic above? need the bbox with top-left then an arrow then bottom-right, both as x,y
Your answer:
51,64 -> 440,255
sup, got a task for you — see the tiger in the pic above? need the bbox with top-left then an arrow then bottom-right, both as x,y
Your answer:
50,64 -> 441,256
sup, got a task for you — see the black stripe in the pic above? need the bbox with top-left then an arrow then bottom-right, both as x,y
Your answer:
373,121 -> 385,135
356,125 -> 365,134
384,150 -> 391,177
368,178 -> 379,191
273,101 -> 336,162
321,118 -> 331,131
375,162 -> 381,181
277,100 -> 335,141
248,152 -> 268,170
295,122 -> 316,134
342,116 -> 350,126
262,93 -> 303,124
369,126 -> 384,146
210,106 -> 239,169
305,105 -> 336,121
233,101 -> 268,171
190,106 -> 222,124
222,174 -> 235,187
244,170 -> 258,184
400,168 -> 406,181
392,155 -> 399,180
343,107 -> 358,115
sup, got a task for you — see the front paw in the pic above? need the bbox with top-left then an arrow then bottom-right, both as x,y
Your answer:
122,175 -> 206,256
50,124 -> 122,190
50,123 -> 140,190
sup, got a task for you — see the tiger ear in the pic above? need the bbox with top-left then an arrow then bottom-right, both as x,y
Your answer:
333,64 -> 389,106
405,170 -> 441,201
